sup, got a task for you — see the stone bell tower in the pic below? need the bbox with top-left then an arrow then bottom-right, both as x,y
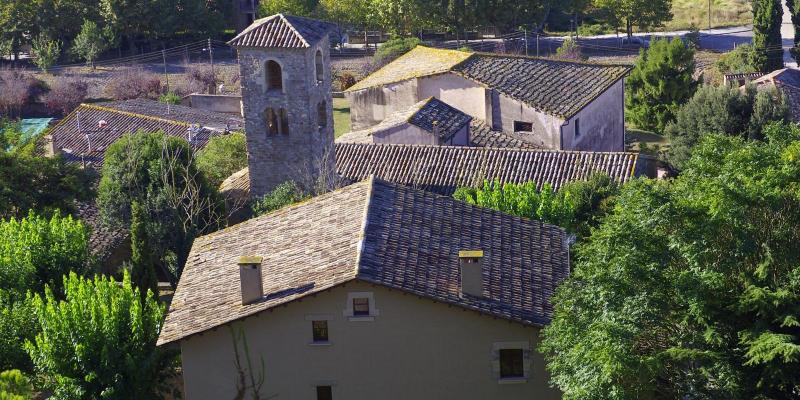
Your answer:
229,14 -> 336,198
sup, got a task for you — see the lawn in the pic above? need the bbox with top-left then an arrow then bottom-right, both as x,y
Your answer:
333,97 -> 351,138
626,128 -> 670,156
666,0 -> 751,31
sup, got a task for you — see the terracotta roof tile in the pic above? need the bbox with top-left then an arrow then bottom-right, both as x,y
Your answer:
158,177 -> 569,345
228,14 -> 336,48
347,46 -> 473,92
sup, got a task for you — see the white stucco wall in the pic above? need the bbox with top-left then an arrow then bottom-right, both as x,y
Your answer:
347,80 -> 419,130
494,93 -> 564,149
179,281 -> 560,400
373,123 -> 439,145
418,74 -> 488,121
561,80 -> 625,152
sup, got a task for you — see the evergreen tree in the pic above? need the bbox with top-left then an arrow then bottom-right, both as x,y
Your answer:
625,37 -> 697,133
129,201 -> 158,297
752,0 -> 783,72
788,0 -> 800,63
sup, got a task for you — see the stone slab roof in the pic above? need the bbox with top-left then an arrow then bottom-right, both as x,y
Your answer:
468,120 -> 542,149
228,14 -> 336,48
347,46 -> 472,92
158,177 -> 569,345
75,201 -> 128,265
48,99 -> 242,168
219,143 -> 639,209
452,54 -> 630,119
747,68 -> 800,122
336,98 -> 471,142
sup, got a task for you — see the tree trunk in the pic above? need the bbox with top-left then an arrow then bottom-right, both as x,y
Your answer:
627,18 -> 633,39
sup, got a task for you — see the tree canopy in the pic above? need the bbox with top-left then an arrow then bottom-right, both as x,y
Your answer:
541,123 -> 800,399
195,132 -> 248,189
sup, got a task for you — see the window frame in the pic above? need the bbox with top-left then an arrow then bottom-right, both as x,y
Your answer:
574,117 -> 581,138
265,60 -> 283,92
513,121 -> 533,133
343,292 -> 379,321
499,349 -> 525,379
352,298 -> 370,316
311,320 -> 329,343
492,341 -> 531,384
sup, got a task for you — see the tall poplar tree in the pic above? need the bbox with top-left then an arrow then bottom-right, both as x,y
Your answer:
752,0 -> 783,72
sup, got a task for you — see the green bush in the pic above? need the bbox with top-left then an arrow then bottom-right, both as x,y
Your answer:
0,211 -> 92,297
158,91 -> 182,105
26,271 -> 173,400
373,37 -> 421,68
554,38 -> 586,61
0,370 -> 31,400
196,132 -> 248,188
716,44 -> 757,74
252,181 -> 308,216
31,34 -> 61,73
0,294 -> 36,372
626,37 -> 697,133
577,23 -> 611,36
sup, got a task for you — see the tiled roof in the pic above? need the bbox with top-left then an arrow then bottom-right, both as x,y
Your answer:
158,177 -> 569,345
747,68 -> 800,122
347,46 -> 473,92
48,99 -> 242,168
228,14 -> 336,48
75,201 -> 128,265
452,54 -> 631,119
468,120 -> 542,149
219,143 -> 639,207
336,98 -> 471,142
408,97 -> 472,139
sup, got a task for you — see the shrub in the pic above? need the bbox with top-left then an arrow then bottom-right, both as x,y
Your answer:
196,132 -> 248,188
626,37 -> 697,133
105,68 -> 162,100
578,23 -> 611,36
373,37 -> 421,69
186,65 -> 218,94
31,34 -> 61,73
0,294 -> 36,372
26,271 -> 174,400
42,77 -> 89,116
0,211 -> 92,297
70,20 -> 110,69
0,69 -> 38,118
252,181 -> 308,216
716,44 -> 756,74
333,70 -> 357,91
158,91 -> 182,105
0,369 -> 31,399
686,24 -> 700,49
554,38 -> 586,61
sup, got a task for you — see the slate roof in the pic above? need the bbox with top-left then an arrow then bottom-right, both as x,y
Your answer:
48,99 -> 243,168
468,120 -> 542,149
336,98 -> 472,143
158,177 -> 570,345
75,201 -> 128,265
347,46 -> 472,92
747,68 -> 800,122
219,143 -> 639,208
228,14 -> 336,48
451,54 -> 631,119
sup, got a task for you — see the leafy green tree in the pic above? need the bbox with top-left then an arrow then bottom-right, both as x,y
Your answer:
665,84 -> 787,169
0,152 -> 92,220
0,0 -> 36,63
716,43 -> 756,74
454,180 -> 577,231
258,0 -> 320,17
592,0 -> 672,38
26,271 -> 173,400
196,132 -> 248,188
372,37 -> 421,68
0,211 -> 92,297
625,37 -> 697,133
0,369 -> 31,400
752,0 -> 783,72
0,294 -> 36,373
541,126 -> 800,398
252,181 -> 308,216
554,38 -> 586,61
128,201 -> 158,297
98,131 -> 222,284
30,34 -> 61,73
71,20 -> 110,69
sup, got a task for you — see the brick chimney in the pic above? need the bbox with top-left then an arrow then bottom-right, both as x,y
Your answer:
459,250 -> 484,298
238,256 -> 264,305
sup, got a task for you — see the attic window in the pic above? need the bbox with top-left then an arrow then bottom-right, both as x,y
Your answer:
499,349 -> 524,378
352,298 -> 369,316
514,121 -> 533,133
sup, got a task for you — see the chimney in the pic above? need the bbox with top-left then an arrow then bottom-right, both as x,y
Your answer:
238,256 -> 264,305
43,135 -> 60,157
459,250 -> 484,298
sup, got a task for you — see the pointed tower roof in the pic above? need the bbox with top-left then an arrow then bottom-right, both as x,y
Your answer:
228,13 -> 336,48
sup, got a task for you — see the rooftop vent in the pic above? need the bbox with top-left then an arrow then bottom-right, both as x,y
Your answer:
238,256 -> 264,305
459,250 -> 484,298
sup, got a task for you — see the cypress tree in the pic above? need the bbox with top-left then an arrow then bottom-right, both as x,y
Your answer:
788,0 -> 800,63
129,200 -> 158,298
752,0 -> 784,72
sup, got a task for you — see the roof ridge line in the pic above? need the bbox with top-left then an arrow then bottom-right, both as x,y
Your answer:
278,14 -> 311,47
80,103 -> 191,127
353,175 -> 376,277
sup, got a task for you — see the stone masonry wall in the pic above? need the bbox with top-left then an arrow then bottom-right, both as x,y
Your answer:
238,36 -> 335,198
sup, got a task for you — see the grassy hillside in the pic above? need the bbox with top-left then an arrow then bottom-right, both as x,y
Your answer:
666,0 -> 752,30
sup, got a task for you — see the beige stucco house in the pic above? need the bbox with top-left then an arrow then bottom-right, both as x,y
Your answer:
158,177 -> 570,400
345,46 -> 631,152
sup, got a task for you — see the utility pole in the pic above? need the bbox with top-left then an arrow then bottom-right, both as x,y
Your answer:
162,49 -> 170,93
536,33 -> 540,57
523,26 -> 528,56
208,38 -> 215,94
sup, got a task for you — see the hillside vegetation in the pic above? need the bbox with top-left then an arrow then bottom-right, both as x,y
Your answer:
667,0 -> 752,30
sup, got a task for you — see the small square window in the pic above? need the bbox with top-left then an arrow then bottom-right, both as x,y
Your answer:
352,298 -> 370,316
513,121 -> 533,133
499,349 -> 524,378
316,385 -> 332,400
312,320 -> 329,342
